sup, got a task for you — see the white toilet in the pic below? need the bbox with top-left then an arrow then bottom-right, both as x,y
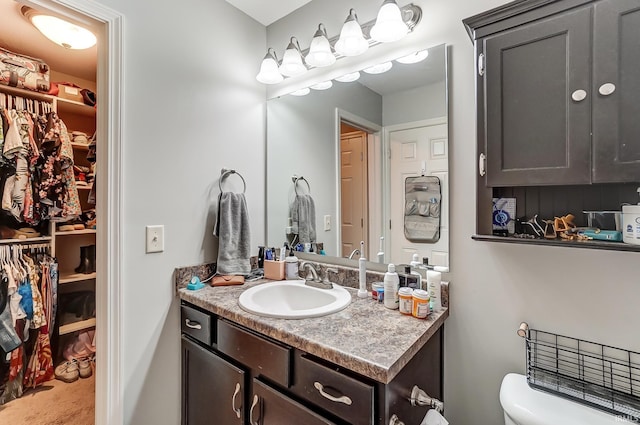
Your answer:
500,373 -> 621,425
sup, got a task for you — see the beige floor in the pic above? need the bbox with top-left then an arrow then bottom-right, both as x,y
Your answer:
0,373 -> 95,425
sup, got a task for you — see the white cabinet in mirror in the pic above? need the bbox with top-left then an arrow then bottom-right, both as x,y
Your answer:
266,43 -> 449,270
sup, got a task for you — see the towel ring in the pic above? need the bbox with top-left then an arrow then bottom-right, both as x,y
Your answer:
292,175 -> 311,196
219,168 -> 246,193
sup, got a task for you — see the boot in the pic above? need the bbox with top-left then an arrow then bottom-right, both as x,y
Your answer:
86,244 -> 96,274
75,246 -> 90,274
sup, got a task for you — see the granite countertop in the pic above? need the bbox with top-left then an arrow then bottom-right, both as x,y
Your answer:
178,279 -> 449,384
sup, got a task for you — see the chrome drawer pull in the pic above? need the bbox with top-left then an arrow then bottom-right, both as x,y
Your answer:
313,381 -> 352,405
185,319 -> 202,330
249,394 -> 260,425
389,414 -> 405,425
232,383 -> 241,419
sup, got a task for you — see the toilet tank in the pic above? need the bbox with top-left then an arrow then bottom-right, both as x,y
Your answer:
500,374 -> 622,425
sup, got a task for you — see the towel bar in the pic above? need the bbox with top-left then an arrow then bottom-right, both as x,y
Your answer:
292,174 -> 311,195
220,168 -> 246,193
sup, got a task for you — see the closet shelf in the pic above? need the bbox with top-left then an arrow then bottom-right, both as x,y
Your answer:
55,229 -> 96,236
59,272 -> 97,284
0,85 -> 50,101
55,97 -> 95,117
71,142 -> 90,150
76,185 -> 92,190
0,236 -> 52,245
59,317 -> 96,335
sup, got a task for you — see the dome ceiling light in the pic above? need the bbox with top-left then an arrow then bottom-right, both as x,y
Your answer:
22,6 -> 96,50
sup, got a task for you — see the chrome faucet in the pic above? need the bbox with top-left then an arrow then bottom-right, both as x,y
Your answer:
299,262 -> 335,290
348,249 -> 360,259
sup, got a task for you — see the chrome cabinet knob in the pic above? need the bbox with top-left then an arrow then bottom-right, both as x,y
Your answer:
598,83 -> 616,96
571,89 -> 587,102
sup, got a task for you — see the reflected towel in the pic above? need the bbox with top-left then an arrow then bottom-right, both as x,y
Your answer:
214,192 -> 251,275
290,194 -> 316,243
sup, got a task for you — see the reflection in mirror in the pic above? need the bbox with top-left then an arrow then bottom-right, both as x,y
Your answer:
267,43 -> 448,269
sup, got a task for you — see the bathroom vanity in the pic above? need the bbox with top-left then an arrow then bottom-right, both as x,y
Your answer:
178,279 -> 448,425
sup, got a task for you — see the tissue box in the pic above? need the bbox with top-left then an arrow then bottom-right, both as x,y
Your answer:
492,197 -> 516,235
263,260 -> 285,280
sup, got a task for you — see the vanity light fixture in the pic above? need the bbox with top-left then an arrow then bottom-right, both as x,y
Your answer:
279,37 -> 307,77
334,9 -> 369,57
370,0 -> 409,43
305,24 -> 336,68
21,6 -> 96,50
335,71 -> 361,83
290,88 -> 311,96
256,48 -> 284,84
363,61 -> 393,74
310,81 -> 333,90
396,49 -> 429,64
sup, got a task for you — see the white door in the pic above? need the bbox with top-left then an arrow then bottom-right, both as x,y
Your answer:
340,131 -> 368,257
389,123 -> 448,267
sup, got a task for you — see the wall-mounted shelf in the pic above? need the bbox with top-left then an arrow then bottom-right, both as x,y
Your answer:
472,234 -> 640,253
59,317 -> 96,335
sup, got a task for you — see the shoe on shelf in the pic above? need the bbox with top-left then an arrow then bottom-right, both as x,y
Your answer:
55,360 -> 79,383
78,358 -> 93,379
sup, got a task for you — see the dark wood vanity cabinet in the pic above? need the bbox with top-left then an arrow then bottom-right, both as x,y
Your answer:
181,302 -> 443,425
464,0 -> 640,246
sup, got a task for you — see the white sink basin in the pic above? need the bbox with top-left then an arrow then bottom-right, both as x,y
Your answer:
238,279 -> 352,319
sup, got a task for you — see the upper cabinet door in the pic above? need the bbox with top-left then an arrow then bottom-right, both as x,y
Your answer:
592,0 -> 640,183
484,7 -> 593,186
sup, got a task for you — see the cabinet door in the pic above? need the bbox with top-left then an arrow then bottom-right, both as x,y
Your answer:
182,336 -> 245,425
484,7 -> 592,186
592,0 -> 640,183
251,379 -> 336,425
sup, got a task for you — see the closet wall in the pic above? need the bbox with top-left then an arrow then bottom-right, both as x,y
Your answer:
0,0 -> 97,397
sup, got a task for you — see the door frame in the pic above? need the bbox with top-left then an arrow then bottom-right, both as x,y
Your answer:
334,109 -> 381,258
22,1 -> 125,424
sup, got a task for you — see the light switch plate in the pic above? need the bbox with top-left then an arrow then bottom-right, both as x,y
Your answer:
146,225 -> 164,253
324,215 -> 331,231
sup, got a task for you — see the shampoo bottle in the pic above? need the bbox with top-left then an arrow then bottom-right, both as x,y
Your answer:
384,264 -> 400,310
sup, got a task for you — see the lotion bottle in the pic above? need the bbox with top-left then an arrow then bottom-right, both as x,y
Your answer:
358,241 -> 368,298
384,263 -> 399,310
427,270 -> 442,312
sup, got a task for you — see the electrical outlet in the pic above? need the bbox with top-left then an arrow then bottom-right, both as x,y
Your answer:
324,215 -> 331,231
146,225 -> 164,253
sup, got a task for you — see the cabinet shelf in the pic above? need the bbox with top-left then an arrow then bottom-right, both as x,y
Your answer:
59,272 -> 96,284
472,234 -> 640,253
59,317 -> 96,335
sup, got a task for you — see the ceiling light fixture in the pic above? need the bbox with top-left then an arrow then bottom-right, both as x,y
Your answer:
279,37 -> 307,77
256,48 -> 284,84
396,49 -> 429,64
21,6 -> 96,50
334,9 -> 369,57
363,62 -> 393,74
305,24 -> 336,68
256,2 -> 422,86
370,0 -> 409,43
335,71 -> 361,83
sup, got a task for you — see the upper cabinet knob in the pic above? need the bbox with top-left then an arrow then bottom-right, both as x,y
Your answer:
571,89 -> 587,102
599,83 -> 616,96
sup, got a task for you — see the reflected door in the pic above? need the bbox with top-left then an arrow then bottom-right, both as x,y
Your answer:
389,121 -> 448,266
341,131 -> 368,257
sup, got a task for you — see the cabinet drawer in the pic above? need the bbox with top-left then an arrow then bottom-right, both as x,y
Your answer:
181,304 -> 213,346
217,320 -> 291,387
294,353 -> 375,425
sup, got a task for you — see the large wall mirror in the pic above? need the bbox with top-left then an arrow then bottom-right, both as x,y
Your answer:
266,43 -> 449,269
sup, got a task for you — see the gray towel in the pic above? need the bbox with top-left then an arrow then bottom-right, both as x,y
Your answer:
289,194 -> 316,243
214,192 -> 251,275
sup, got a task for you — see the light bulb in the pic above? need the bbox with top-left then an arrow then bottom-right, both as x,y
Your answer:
334,10 -> 369,57
256,48 -> 284,84
370,0 -> 408,43
305,24 -> 335,68
335,72 -> 361,83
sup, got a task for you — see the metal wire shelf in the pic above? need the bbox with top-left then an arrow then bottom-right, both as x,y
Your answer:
518,322 -> 640,421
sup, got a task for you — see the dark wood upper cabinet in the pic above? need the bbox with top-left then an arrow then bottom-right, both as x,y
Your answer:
465,0 -> 640,187
592,0 -> 640,182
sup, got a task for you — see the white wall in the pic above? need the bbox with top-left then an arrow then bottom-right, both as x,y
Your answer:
383,80 -> 446,126
267,1 -> 640,425
91,0 -> 266,423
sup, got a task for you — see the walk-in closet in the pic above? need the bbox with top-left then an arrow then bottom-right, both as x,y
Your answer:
0,0 -> 98,423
